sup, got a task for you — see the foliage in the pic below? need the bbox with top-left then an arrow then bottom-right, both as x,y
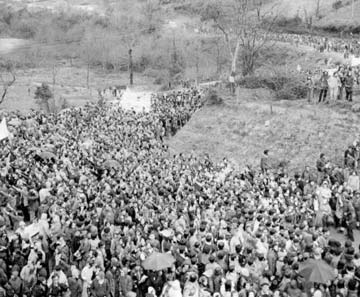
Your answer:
332,0 -> 343,10
200,0 -> 278,76
173,0 -> 206,15
34,83 -> 53,113
238,68 -> 307,100
0,60 -> 16,105
205,88 -> 224,105
34,83 -> 53,101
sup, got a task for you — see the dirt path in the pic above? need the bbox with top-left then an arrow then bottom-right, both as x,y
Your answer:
0,38 -> 30,55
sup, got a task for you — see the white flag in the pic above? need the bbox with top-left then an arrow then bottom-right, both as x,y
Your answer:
0,118 -> 10,141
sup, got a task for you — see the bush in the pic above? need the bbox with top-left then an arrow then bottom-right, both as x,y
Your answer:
34,83 -> 53,101
332,0 -> 343,10
205,88 -> 223,105
173,0 -> 205,15
275,16 -> 303,28
275,81 -> 307,100
34,83 -> 53,113
238,70 -> 307,101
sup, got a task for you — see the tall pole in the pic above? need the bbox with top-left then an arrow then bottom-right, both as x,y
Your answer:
129,48 -> 133,86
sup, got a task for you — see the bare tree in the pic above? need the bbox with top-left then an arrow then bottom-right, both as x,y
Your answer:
109,0 -> 163,86
0,61 -> 16,105
201,0 -> 278,77
128,48 -> 134,86
80,35 -> 95,89
141,0 -> 162,33
303,7 -> 313,31
110,8 -> 142,86
254,0 -> 264,21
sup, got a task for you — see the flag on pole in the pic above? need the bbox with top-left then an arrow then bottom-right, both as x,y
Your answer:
0,118 -> 10,141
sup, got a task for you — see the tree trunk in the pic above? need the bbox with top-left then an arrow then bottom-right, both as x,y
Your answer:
243,52 -> 255,76
42,99 -> 50,113
86,61 -> 90,89
52,65 -> 56,94
0,73 -> 16,105
230,39 -> 241,74
216,42 -> 221,75
129,48 -> 134,86
0,89 -> 8,105
315,0 -> 321,18
195,43 -> 200,82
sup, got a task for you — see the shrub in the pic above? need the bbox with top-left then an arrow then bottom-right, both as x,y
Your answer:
238,69 -> 307,101
275,16 -> 303,28
34,83 -> 53,113
275,81 -> 307,100
205,88 -> 223,105
34,83 -> 53,101
332,0 -> 343,10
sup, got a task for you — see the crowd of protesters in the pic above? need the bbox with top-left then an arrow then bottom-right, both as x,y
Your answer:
268,32 -> 360,104
305,65 -> 360,103
1,86 -> 360,297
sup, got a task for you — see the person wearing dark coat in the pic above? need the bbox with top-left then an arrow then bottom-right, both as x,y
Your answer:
31,277 -> 47,297
68,276 -> 82,297
90,271 -> 110,297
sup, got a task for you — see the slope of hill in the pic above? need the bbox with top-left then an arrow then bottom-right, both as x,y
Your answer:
264,0 -> 333,18
316,1 -> 360,31
168,89 -> 360,172
0,0 -> 106,14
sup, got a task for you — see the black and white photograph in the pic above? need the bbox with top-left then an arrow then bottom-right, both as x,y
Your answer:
0,0 -> 360,296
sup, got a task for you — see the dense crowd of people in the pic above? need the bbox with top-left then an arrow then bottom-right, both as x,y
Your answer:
1,86 -> 360,297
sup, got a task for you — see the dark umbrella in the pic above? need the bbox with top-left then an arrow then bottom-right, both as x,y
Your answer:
298,259 -> 336,284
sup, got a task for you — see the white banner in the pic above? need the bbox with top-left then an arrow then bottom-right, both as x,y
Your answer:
0,118 -> 10,141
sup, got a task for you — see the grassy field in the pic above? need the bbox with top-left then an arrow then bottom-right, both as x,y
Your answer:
167,88 -> 360,172
0,63 -> 155,112
0,0 -> 106,13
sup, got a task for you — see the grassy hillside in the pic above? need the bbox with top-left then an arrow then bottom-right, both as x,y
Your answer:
316,1 -> 360,32
0,65 -> 155,112
168,88 -> 360,172
264,0 -> 333,18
